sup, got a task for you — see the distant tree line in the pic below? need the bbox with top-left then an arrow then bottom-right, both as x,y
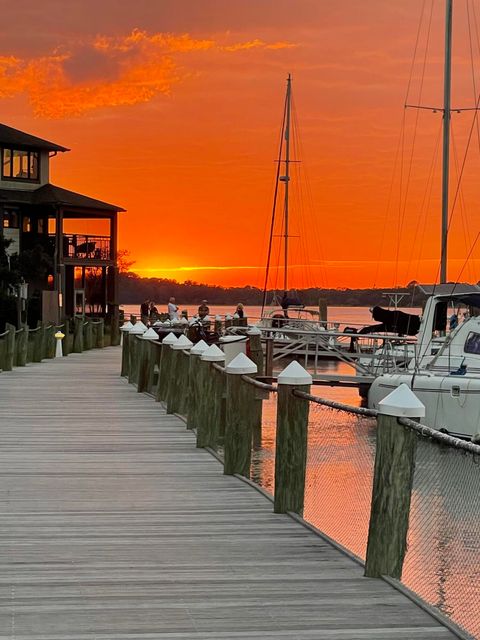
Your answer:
119,272 -> 427,308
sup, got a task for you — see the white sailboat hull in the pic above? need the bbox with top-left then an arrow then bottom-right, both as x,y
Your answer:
369,373 -> 480,438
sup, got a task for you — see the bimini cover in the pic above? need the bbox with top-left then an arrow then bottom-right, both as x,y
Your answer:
371,306 -> 420,336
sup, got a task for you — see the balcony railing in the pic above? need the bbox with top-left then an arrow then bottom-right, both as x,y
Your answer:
55,234 -> 111,261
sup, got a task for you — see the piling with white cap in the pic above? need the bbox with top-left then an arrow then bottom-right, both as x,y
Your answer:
155,333 -> 179,404
167,335 -> 194,415
195,345 -> 226,449
365,384 -> 424,580
137,328 -> 159,393
187,340 -> 209,431
274,361 -> 312,515
224,353 -> 258,476
120,321 -> 134,377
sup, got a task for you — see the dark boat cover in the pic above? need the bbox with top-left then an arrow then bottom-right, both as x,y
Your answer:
371,306 -> 420,336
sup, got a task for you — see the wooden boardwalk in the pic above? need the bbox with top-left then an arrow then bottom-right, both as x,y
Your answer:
0,347 -> 460,639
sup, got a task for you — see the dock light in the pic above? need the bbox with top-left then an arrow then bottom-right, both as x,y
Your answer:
54,331 -> 65,358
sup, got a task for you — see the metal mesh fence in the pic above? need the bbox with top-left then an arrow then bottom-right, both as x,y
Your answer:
250,392 -> 277,495
303,403 -> 376,560
401,431 -> 480,639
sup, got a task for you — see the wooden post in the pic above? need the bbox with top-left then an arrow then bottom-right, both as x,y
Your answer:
167,336 -> 193,414
224,353 -> 258,476
96,319 -> 105,348
178,350 -> 193,416
26,327 -> 35,363
120,323 -> 133,376
73,316 -> 84,353
247,327 -> 264,376
319,297 -> 328,324
137,331 -> 159,393
128,324 -> 147,385
46,324 -> 56,358
15,325 -> 28,366
214,316 -> 223,336
364,385 -> 425,579
4,323 -> 16,371
32,326 -> 43,362
84,320 -> 93,350
146,340 -> 160,394
265,336 -> 274,377
0,332 -> 6,371
224,315 -> 233,331
155,333 -> 178,403
63,318 -> 71,356
274,362 -> 312,515
186,340 -> 208,430
197,345 -> 225,448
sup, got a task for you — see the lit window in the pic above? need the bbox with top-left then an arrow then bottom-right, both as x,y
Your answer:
3,210 -> 19,229
22,216 -> 31,232
1,149 -> 40,181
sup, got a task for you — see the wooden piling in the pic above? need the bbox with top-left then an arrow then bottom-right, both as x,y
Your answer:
32,326 -> 43,362
73,316 -> 84,353
273,363 -> 312,514
63,318 -> 71,356
186,341 -> 208,430
4,323 -> 16,371
224,354 -> 258,476
177,350 -> 192,416
84,320 -> 93,350
265,337 -> 274,377
137,338 -> 152,393
96,319 -> 105,348
196,345 -> 225,447
147,342 -> 162,394
365,413 -> 418,579
120,331 -> 130,377
46,324 -> 56,359
0,330 -> 6,371
15,325 -> 28,366
155,334 -> 178,404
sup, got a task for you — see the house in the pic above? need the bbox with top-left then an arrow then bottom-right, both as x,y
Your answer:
0,123 -> 124,328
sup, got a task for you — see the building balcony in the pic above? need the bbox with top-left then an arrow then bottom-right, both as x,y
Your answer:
53,234 -> 112,262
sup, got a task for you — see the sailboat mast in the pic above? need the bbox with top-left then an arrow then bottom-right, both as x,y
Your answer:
283,74 -> 292,293
440,0 -> 453,284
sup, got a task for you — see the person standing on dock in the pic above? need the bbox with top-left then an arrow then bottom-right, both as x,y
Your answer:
198,300 -> 209,320
140,300 -> 150,324
168,297 -> 179,321
235,303 -> 244,318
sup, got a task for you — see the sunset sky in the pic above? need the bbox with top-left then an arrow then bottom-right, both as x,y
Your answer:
3,0 -> 480,289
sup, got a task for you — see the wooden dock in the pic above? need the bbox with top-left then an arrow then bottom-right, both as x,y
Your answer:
0,347 -> 460,638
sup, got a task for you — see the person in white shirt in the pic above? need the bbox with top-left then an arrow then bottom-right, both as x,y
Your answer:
168,297 -> 179,321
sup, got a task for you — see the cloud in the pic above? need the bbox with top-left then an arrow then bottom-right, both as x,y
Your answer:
0,29 -> 295,118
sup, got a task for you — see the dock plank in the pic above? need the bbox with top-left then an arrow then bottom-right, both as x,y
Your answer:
0,348 -> 460,639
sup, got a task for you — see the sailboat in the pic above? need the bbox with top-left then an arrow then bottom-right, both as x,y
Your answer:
368,0 -> 480,440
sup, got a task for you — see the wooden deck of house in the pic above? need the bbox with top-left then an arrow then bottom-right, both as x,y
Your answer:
0,347 -> 461,639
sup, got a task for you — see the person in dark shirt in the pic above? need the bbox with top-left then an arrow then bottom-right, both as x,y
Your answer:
235,303 -> 244,318
140,300 -> 149,323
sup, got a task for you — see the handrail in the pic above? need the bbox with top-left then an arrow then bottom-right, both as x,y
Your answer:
399,416 -> 480,454
292,389 -> 378,417
241,374 -> 277,392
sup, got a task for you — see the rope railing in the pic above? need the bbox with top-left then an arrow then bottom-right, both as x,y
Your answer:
241,374 -> 277,392
293,389 -> 378,417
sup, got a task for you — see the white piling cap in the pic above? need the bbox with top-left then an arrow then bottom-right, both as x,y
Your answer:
120,321 -> 134,332
378,383 -> 425,418
172,334 -> 193,350
225,352 -> 257,374
130,321 -> 147,335
201,344 -> 226,362
141,327 -> 159,340
190,339 -> 209,355
278,360 -> 312,385
215,315 -> 222,320
225,314 -> 233,320
162,332 -> 178,345
233,313 -> 239,319
247,326 -> 261,336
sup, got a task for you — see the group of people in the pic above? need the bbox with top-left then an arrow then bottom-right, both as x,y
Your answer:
140,298 -> 245,324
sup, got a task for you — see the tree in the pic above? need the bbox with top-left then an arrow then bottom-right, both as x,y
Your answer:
117,249 -> 136,274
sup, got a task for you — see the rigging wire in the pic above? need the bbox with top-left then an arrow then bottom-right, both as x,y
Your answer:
395,0 -> 433,288
374,0 -> 428,288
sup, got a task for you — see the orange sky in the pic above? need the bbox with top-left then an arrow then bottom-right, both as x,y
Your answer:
3,0 -> 480,289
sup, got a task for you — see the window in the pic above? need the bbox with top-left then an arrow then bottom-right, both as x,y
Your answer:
1,148 -> 40,181
22,216 -> 31,232
2,209 -> 19,229
464,332 -> 480,355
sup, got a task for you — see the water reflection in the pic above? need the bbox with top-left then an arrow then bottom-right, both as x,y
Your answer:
249,359 -> 480,639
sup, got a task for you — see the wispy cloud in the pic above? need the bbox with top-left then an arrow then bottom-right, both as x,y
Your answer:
0,29 -> 295,118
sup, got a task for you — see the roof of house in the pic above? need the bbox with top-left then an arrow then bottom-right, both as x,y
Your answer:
0,123 -> 69,152
0,184 -> 125,212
